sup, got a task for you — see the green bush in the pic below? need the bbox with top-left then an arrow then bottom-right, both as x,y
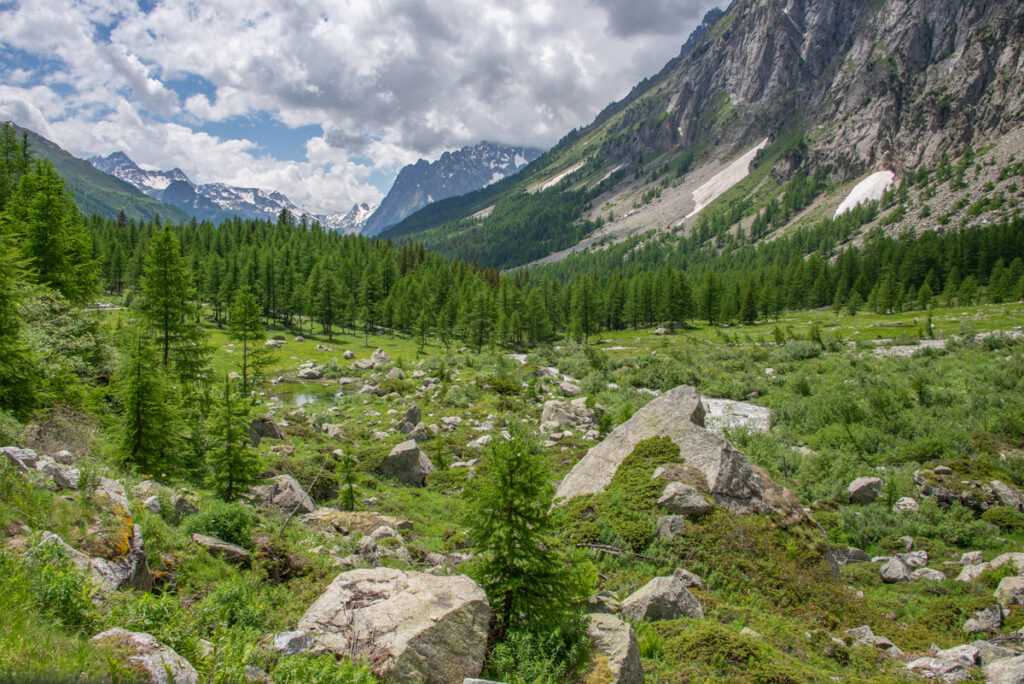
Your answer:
22,542 -> 95,628
182,501 -> 254,548
483,615 -> 591,684
982,506 -> 1024,531
442,385 -> 472,408
784,340 -> 822,360
272,654 -> 377,684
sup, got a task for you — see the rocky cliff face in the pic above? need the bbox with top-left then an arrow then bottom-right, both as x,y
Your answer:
596,0 -> 1024,179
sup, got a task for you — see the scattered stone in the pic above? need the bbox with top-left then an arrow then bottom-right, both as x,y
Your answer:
910,567 -> 946,582
370,348 -> 394,366
343,350 -> 355,360
619,573 -> 703,622
297,367 -> 323,380
934,465 -> 953,475
53,449 -> 74,465
248,415 -> 285,445
38,459 -> 80,490
408,423 -> 428,442
963,604 -> 1003,634
584,613 -> 644,684
301,508 -> 412,535
2,446 -> 38,470
961,551 -> 984,566
984,655 -> 1024,684
190,534 -> 250,564
397,405 -> 422,434
553,385 -> 801,519
829,547 -> 871,566
995,576 -> 1024,605
740,627 -> 764,640
298,568 -> 490,684
880,557 -> 912,583
92,628 -> 198,684
655,515 -> 687,541
559,381 -> 582,397
847,477 -> 883,504
251,474 -> 316,514
294,336 -> 305,342
991,480 -> 1022,509
378,440 -> 435,487
956,563 -> 990,583
935,644 -> 980,666
905,656 -> 971,682
657,482 -> 712,517
467,435 -> 492,449
387,367 -> 407,380
893,497 -> 919,513
142,496 -> 161,514
352,359 -> 375,371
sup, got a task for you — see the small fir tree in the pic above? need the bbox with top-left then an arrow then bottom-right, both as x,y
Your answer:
206,376 -> 262,501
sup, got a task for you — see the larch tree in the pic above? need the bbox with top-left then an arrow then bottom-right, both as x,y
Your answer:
206,375 -> 262,501
228,289 -> 267,391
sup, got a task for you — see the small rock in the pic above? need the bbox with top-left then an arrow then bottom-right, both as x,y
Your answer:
53,449 -> 74,465
880,557 -> 912,583
963,604 -> 1002,634
619,573 -> 703,622
657,482 -> 712,517
142,496 -> 161,514
273,630 -> 313,655
994,576 -> 1024,605
847,477 -> 883,504
92,628 -> 198,683
584,613 -> 644,684
961,551 -> 984,566
191,534 -> 250,564
910,567 -> 946,582
892,497 -> 918,513
655,515 -> 687,541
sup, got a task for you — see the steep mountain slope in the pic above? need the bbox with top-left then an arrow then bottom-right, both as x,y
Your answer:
89,152 -> 316,226
324,202 -> 379,234
10,125 -> 190,224
381,0 -> 1024,268
361,141 -> 542,236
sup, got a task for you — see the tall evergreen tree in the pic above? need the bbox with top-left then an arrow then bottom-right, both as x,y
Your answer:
229,289 -> 267,391
206,376 -> 262,501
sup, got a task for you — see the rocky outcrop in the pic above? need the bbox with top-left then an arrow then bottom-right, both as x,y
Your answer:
985,655 -> 1024,684
251,474 -> 316,514
92,628 -> 198,684
297,568 -> 490,684
301,508 -> 413,536
379,441 -> 435,487
584,613 -> 644,684
619,573 -> 704,622
553,385 -> 800,519
248,416 -> 284,445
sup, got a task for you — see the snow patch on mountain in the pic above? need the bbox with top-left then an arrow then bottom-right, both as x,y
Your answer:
685,137 -> 769,219
834,170 -> 896,218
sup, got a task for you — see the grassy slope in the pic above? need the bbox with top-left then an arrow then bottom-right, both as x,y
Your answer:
4,299 -> 1024,681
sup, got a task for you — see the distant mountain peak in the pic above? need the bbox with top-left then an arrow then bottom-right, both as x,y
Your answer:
361,141 -> 543,236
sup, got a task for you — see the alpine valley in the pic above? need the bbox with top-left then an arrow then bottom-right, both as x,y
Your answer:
3,1 -> 1024,683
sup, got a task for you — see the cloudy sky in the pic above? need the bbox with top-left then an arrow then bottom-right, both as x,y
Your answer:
0,0 -> 719,214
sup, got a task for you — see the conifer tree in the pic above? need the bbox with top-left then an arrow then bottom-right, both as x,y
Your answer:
116,326 -> 183,475
206,376 -> 262,501
699,272 -> 722,325
0,217 -> 36,413
466,434 -> 590,639
229,289 -> 268,391
739,286 -> 757,325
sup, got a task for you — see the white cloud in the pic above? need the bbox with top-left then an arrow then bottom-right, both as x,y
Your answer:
0,0 -> 720,213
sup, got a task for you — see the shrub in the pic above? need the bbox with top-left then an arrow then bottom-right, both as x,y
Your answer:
182,501 -> 254,549
784,340 -> 821,360
982,506 -> 1024,531
272,654 -> 377,684
483,615 -> 591,684
23,542 -> 95,628
442,385 -> 472,408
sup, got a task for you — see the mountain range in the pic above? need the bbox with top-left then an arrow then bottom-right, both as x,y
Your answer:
378,0 -> 1024,268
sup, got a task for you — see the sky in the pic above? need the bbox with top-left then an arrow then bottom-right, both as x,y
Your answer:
0,0 -> 719,214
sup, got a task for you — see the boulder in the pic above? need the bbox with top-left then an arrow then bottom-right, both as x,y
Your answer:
655,515 -> 688,541
673,568 -> 704,589
994,576 -> 1024,605
142,496 -> 161,514
252,474 -> 316,514
991,480 -> 1022,509
961,551 -> 984,566
935,644 -> 980,666
297,367 -> 323,380
343,350 -> 355,360
905,657 -> 971,683
2,446 -> 39,470
408,423 -> 429,443
893,497 -> 919,512
847,477 -> 883,504
989,552 -> 1024,572
273,630 -> 313,655
379,441 -> 435,487
467,435 -> 492,449
554,385 -> 800,519
910,567 -> 946,582
386,367 -> 407,380
700,398 -> 771,435
657,482 -> 712,517
38,458 -> 80,490
963,605 -> 1003,634
985,655 -> 1024,684
297,568 -> 490,684
397,405 -> 422,434
352,358 -> 375,371
247,415 -> 284,445
956,563 -> 990,583
619,573 -> 703,622
973,640 -> 1017,666
540,400 -> 590,431
190,533 -> 250,564
880,556 -> 912,583
53,449 -> 75,465
559,381 -> 582,397
584,613 -> 644,684
371,349 -> 394,366
301,508 -> 412,535
829,547 -> 871,566
92,628 -> 198,684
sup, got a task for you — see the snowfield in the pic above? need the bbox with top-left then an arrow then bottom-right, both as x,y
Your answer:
834,170 -> 895,217
685,137 -> 770,219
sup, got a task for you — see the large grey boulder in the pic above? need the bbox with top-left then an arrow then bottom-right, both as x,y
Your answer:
880,556 -> 912,583
397,405 -> 422,434
847,477 -> 883,504
995,576 -> 1024,605
379,440 -> 435,487
273,630 -> 313,655
905,656 -> 971,683
657,482 -> 712,517
619,573 -> 703,622
92,628 -> 198,684
248,415 -> 284,445
963,605 -> 1003,634
700,398 -> 771,435
828,547 -> 871,566
252,474 -> 316,514
991,480 -> 1023,509
371,348 -> 394,366
1,446 -> 38,470
297,366 -> 323,380
297,568 -> 490,684
554,385 -> 800,519
985,655 -> 1024,684
37,458 -> 80,490
190,534 -> 250,564
584,613 -> 644,684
